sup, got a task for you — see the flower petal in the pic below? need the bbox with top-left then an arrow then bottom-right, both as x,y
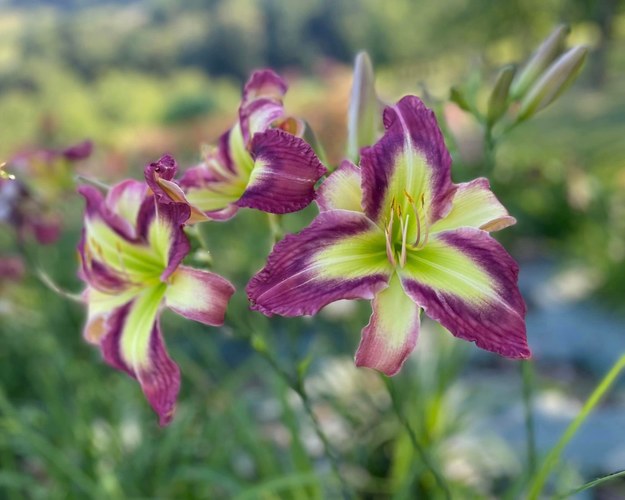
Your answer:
144,156 -> 208,224
79,186 -> 164,286
247,210 -> 392,317
355,274 -> 420,376
400,228 -> 529,358
430,178 -> 516,234
139,200 -> 191,281
316,160 -> 363,213
165,266 -> 235,326
242,69 -> 288,106
361,95 -> 455,227
237,129 -> 326,214
105,180 -> 148,233
100,285 -> 180,426
83,286 -> 139,344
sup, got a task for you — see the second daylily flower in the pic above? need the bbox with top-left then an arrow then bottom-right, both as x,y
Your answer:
78,157 -> 235,425
177,70 -> 326,220
247,96 -> 529,375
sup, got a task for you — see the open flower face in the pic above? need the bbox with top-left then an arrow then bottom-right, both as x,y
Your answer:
247,96 -> 529,375
78,157 -> 235,425
178,70 -> 326,220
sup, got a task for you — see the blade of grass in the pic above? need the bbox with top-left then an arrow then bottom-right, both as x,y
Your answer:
527,352 -> 625,499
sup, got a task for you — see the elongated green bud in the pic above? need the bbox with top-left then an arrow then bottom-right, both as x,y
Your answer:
487,65 -> 516,126
511,24 -> 570,99
517,46 -> 588,122
347,51 -> 381,162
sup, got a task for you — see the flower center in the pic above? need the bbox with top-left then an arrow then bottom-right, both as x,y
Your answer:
384,191 -> 429,268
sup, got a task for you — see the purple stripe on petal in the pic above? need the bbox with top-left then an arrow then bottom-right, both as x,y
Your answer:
361,95 -> 455,224
156,202 -> 191,281
101,304 -> 180,426
79,185 -> 138,242
242,69 -> 288,106
165,266 -> 235,326
402,228 -> 530,358
237,129 -> 326,214
239,98 -> 285,144
247,210 -> 389,317
144,155 -> 179,205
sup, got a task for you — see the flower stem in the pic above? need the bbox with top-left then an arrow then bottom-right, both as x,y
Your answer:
521,360 -> 537,477
382,376 -> 451,500
527,352 -> 625,499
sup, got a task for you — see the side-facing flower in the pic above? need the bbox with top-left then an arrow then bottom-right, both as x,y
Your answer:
247,96 -> 529,375
78,156 -> 235,425
178,70 -> 326,220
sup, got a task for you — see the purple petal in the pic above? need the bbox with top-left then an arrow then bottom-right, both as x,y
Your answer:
165,266 -> 235,326
62,140 -> 93,161
237,129 -> 327,214
144,154 -> 179,205
316,160 -> 363,212
355,275 -> 420,376
361,95 -> 455,225
242,69 -> 288,107
247,210 -> 391,317
239,98 -> 285,144
100,290 -> 180,426
400,228 -> 530,358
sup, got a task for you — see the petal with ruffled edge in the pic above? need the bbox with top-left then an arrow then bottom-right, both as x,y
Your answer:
144,156 -> 208,224
355,274 -> 421,376
165,266 -> 235,326
316,160 -> 363,213
237,129 -> 326,214
247,210 -> 392,317
100,284 -> 180,426
400,228 -> 529,358
361,96 -> 455,231
430,178 -> 516,234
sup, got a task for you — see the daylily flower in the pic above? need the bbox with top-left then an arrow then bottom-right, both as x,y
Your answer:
1,141 -> 92,244
177,70 -> 326,220
78,156 -> 235,425
247,96 -> 529,375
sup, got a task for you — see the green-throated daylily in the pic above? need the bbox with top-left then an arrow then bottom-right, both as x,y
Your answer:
78,156 -> 235,425
247,96 -> 529,375
177,69 -> 326,220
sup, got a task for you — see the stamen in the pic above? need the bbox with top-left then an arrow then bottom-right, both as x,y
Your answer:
400,214 -> 409,268
385,206 -> 396,266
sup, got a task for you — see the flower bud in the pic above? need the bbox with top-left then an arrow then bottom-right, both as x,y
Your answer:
517,46 -> 588,122
347,51 -> 381,161
449,86 -> 472,112
487,65 -> 516,126
511,24 -> 570,99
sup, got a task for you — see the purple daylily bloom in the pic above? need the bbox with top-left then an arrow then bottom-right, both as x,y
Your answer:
177,70 -> 326,220
247,96 -> 529,375
78,156 -> 235,425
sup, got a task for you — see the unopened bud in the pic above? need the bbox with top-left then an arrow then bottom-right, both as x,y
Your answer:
517,46 -> 588,122
511,24 -> 570,99
487,65 -> 516,126
449,86 -> 472,113
347,51 -> 382,161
